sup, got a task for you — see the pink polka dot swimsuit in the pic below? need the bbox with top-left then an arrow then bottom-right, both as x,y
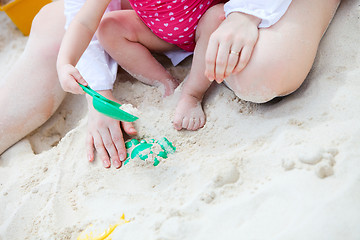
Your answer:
130,0 -> 225,52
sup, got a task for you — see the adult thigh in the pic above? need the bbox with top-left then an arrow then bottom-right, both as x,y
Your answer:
0,1 -> 66,154
225,0 -> 340,103
25,0 -> 65,58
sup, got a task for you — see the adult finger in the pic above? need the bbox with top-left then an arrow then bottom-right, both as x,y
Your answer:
224,47 -> 242,78
86,134 -> 95,162
204,36 -> 219,82
92,130 -> 111,168
98,127 -> 122,169
234,45 -> 253,73
109,123 -> 127,164
214,42 -> 232,82
121,121 -> 137,159
122,121 -> 137,136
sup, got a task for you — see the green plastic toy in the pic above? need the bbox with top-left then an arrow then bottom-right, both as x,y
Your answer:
79,83 -> 138,122
124,137 -> 176,166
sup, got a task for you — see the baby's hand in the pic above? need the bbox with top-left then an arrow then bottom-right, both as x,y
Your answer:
57,64 -> 88,94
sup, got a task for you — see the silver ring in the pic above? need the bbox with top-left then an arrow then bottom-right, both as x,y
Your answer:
230,50 -> 240,56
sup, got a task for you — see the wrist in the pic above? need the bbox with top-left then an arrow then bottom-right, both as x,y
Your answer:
227,12 -> 261,27
56,61 -> 70,73
85,89 -> 115,102
97,89 -> 115,100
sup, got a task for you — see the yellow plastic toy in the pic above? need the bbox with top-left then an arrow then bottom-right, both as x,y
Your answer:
0,0 -> 52,36
77,214 -> 130,240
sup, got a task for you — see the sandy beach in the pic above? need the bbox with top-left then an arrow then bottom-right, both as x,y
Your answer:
0,1 -> 359,239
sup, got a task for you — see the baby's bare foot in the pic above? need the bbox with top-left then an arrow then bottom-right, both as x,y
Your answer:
173,93 -> 205,131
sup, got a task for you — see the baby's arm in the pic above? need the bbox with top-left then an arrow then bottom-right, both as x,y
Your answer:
57,0 -> 112,94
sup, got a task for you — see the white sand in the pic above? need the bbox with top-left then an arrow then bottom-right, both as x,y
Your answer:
0,1 -> 359,239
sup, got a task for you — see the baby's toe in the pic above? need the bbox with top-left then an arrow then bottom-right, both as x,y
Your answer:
192,118 -> 201,131
187,118 -> 195,130
173,115 -> 183,130
182,117 -> 190,130
199,116 -> 206,128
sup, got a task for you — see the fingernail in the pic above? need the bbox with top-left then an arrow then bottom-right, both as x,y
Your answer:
119,154 -> 126,161
103,159 -> 110,168
113,160 -> 121,169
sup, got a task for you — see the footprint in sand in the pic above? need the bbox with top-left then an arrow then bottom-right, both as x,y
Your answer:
200,191 -> 216,204
198,163 -> 240,204
212,164 -> 240,188
282,147 -> 338,179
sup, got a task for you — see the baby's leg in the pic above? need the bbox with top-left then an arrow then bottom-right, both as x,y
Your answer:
173,5 -> 224,131
97,10 -> 179,97
0,1 -> 66,154
120,0 -> 132,10
224,0 -> 341,103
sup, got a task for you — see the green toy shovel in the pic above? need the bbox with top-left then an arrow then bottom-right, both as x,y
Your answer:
79,83 -> 138,122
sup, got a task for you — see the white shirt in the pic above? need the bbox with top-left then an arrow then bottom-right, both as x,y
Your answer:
224,0 -> 292,28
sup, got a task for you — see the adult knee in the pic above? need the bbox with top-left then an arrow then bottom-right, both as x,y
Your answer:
226,59 -> 305,103
28,1 -> 65,59
31,3 -> 53,31
31,1 -> 64,34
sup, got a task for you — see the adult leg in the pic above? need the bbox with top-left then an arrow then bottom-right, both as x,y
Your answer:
225,0 -> 341,103
0,1 -> 67,154
173,4 -> 225,131
97,10 -> 179,97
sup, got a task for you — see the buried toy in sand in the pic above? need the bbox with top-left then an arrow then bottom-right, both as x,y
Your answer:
79,82 -> 175,166
77,214 -> 129,240
124,137 -> 176,166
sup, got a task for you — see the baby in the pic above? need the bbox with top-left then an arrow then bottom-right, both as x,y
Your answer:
57,0 -> 225,93
57,0 -> 227,130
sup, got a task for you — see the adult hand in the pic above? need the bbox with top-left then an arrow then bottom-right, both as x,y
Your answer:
86,91 -> 137,168
57,63 -> 88,94
205,12 -> 261,83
